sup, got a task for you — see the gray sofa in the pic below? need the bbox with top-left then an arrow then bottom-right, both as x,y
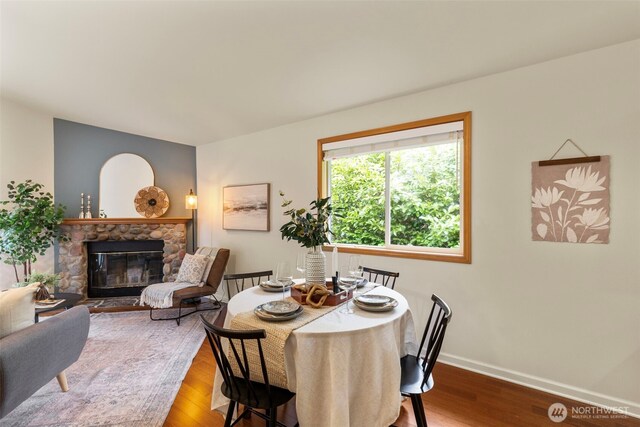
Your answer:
0,305 -> 90,418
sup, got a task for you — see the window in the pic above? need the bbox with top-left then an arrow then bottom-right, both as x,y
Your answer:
317,112 -> 471,263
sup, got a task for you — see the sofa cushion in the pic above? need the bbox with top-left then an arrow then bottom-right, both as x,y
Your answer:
175,253 -> 209,284
0,283 -> 39,339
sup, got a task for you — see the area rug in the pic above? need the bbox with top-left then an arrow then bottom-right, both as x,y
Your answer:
0,309 -> 221,427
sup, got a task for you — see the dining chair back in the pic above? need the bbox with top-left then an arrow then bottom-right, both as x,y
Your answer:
400,294 -> 452,427
362,266 -> 399,289
201,315 -> 297,427
224,270 -> 273,300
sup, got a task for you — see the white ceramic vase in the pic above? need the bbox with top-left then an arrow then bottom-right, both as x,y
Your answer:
305,247 -> 326,285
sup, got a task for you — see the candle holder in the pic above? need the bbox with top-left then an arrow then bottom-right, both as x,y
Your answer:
79,193 -> 85,218
85,194 -> 92,218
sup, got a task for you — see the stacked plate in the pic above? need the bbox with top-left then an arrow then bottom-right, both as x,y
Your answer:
259,280 -> 294,293
353,294 -> 398,312
254,300 -> 303,321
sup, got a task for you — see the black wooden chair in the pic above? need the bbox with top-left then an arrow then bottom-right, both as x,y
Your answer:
224,270 -> 272,300
201,316 -> 297,427
400,294 -> 452,427
362,266 -> 399,289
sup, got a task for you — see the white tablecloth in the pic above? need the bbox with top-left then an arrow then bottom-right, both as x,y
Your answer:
212,283 -> 418,427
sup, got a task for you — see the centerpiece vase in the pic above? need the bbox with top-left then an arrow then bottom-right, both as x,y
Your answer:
305,247 -> 326,286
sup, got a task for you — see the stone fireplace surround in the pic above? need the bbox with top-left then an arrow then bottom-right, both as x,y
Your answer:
58,218 -> 190,296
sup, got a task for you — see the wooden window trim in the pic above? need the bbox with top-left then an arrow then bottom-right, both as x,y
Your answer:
317,111 -> 472,264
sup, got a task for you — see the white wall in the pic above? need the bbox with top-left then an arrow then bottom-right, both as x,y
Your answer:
197,40 -> 640,413
0,98 -> 55,289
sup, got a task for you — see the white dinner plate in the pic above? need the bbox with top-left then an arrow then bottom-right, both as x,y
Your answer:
259,282 -> 292,293
260,300 -> 301,315
254,305 -> 303,321
355,294 -> 392,306
353,297 -> 398,312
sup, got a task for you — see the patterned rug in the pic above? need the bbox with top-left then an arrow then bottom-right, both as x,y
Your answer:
0,308 -> 221,427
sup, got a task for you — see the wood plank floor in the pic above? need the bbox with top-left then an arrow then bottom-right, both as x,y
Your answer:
163,309 -> 639,426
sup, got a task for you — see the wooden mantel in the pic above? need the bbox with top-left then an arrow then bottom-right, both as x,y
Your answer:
62,217 -> 191,225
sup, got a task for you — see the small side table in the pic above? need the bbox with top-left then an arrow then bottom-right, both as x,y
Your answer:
35,293 -> 83,323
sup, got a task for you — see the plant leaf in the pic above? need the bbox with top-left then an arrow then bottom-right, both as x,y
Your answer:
578,192 -> 591,202
540,211 -> 550,222
566,227 -> 577,243
585,234 -> 598,243
579,199 -> 602,205
536,223 -> 547,239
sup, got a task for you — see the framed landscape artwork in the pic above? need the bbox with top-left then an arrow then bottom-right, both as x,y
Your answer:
223,183 -> 270,231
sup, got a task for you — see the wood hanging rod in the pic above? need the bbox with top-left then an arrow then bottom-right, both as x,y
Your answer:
538,156 -> 601,167
538,139 -> 601,167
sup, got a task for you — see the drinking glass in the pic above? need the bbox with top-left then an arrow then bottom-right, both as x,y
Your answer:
348,255 -> 364,293
338,274 -> 358,314
348,255 -> 363,278
296,253 -> 306,279
276,261 -> 293,301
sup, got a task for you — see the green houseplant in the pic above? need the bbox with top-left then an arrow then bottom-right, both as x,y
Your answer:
0,180 -> 67,284
279,191 -> 335,285
15,272 -> 61,291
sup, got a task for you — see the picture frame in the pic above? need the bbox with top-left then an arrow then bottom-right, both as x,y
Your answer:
223,183 -> 270,231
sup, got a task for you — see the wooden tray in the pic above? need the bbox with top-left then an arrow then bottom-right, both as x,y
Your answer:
290,281 -> 353,306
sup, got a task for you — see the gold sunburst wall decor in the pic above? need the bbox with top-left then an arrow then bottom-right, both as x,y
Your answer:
134,186 -> 170,218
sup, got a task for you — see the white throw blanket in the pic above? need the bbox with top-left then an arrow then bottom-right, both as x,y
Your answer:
139,282 -> 195,308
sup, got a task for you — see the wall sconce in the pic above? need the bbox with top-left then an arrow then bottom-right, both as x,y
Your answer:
185,189 -> 198,252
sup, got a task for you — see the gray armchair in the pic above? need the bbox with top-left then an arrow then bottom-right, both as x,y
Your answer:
0,305 -> 90,418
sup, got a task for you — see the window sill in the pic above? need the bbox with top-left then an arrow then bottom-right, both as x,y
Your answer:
322,245 -> 471,264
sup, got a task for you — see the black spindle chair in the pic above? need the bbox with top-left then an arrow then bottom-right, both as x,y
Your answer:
362,266 -> 399,289
400,294 -> 452,427
224,270 -> 273,300
201,315 -> 297,427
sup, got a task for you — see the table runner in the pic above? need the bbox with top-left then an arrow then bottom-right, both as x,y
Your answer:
229,297 -> 340,388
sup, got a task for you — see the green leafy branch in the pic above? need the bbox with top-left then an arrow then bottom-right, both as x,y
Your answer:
279,191 -> 337,248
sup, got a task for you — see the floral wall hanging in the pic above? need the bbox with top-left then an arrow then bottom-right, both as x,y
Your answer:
134,186 -> 170,218
531,156 -> 610,244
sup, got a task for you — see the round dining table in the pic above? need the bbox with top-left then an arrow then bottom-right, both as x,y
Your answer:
211,282 -> 418,427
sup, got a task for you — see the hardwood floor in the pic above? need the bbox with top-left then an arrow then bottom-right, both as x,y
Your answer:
163,310 -> 639,427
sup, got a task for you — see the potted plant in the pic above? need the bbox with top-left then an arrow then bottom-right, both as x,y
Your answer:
15,272 -> 62,300
0,180 -> 67,295
279,191 -> 335,285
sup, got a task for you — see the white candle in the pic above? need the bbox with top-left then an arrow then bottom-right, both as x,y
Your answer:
332,246 -> 338,276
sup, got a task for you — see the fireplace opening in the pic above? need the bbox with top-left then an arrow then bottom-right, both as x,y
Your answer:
87,240 -> 164,298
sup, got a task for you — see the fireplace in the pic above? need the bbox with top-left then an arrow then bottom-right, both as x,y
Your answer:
87,240 -> 164,298
58,218 -> 188,296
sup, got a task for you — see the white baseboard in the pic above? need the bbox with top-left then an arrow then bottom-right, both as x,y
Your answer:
438,352 -> 640,419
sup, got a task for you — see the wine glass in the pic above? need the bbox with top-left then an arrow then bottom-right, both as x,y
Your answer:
348,255 -> 364,293
348,255 -> 363,278
296,253 -> 306,279
276,261 -> 293,301
338,271 -> 358,314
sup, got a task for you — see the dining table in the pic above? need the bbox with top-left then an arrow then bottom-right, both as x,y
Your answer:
211,280 -> 418,427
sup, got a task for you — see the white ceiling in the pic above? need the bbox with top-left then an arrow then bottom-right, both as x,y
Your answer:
2,1 -> 639,146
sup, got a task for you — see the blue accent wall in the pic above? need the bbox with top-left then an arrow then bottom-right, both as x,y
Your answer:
54,119 -> 196,219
